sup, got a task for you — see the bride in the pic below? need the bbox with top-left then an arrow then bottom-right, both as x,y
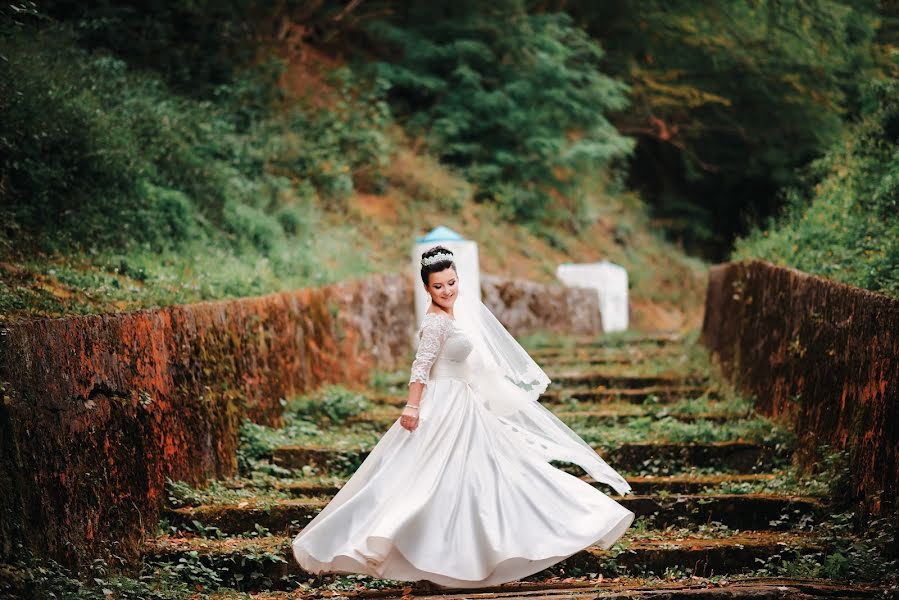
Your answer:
292,245 -> 635,588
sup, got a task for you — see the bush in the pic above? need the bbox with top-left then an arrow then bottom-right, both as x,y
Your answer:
732,78 -> 899,297
287,385 -> 371,424
365,2 -> 635,222
0,24 -> 394,269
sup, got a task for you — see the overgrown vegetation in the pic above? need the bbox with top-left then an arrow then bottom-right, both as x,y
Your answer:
87,335 -> 896,597
0,542 -> 233,600
4,0 -> 893,322
0,22 -> 395,309
567,0 -> 890,254
733,78 -> 899,297
365,3 -> 635,223
0,3 -> 706,326
572,415 -> 795,448
285,385 -> 371,425
236,385 -> 376,476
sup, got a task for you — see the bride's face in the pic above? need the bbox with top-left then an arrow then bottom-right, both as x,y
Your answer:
425,267 -> 458,309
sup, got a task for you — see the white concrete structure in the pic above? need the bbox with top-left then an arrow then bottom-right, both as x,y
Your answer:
413,226 -> 480,327
556,261 -> 629,332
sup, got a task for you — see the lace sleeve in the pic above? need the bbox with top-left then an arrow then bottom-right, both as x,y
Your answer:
408,314 -> 453,386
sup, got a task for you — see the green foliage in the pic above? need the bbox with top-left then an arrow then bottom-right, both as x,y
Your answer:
164,477 -> 283,510
0,543 -> 218,600
0,26 -> 394,246
368,369 -> 412,396
236,420 -> 306,475
265,68 -> 394,203
573,415 -> 795,448
566,0 -> 886,253
750,510 -> 899,582
0,23 -> 396,308
287,385 -> 371,425
0,38 -> 150,249
365,1 -> 635,223
733,77 -> 899,297
235,392 -> 380,477
292,572 -> 414,596
36,0 -> 260,93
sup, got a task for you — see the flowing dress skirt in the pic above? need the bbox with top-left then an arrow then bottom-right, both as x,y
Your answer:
292,375 -> 635,588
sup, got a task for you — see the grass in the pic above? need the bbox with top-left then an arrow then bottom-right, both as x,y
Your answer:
314,406 -> 791,447
571,415 -> 794,447
520,329 -> 684,349
367,368 -> 413,396
0,25 -> 707,330
0,542 -> 227,600
731,79 -> 899,299
657,394 -> 754,416
164,477 -> 294,509
284,385 -> 372,426
235,408 -> 791,463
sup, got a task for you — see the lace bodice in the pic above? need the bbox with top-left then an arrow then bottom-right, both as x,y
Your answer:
408,312 -> 474,386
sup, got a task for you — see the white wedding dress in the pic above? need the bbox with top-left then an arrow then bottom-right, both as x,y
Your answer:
292,311 -> 635,588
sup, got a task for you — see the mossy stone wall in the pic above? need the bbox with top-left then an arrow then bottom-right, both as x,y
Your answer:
701,260 -> 898,515
0,273 -> 413,572
0,269 -> 599,572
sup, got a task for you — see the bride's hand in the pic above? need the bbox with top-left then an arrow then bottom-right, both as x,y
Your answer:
400,405 -> 419,431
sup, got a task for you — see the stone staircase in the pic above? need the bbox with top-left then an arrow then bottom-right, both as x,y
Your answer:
137,332 -> 890,599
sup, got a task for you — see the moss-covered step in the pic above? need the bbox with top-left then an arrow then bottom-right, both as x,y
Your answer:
545,372 -> 708,389
561,411 -> 739,425
206,578 -> 885,600
526,333 -> 684,350
610,473 -> 778,495
622,493 -> 821,529
530,347 -> 683,364
407,579 -> 884,600
165,498 -> 328,535
272,441 -> 787,476
528,344 -> 683,361
370,386 -> 718,408
606,441 -> 789,474
141,530 -> 820,591
538,386 -> 718,404
345,408 -> 737,429
271,473 -> 781,499
164,493 -> 821,536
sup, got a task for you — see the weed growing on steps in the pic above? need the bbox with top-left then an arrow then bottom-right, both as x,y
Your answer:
241,414 -> 794,454
700,468 -> 831,497
285,385 -> 371,425
572,415 -> 796,447
625,521 -> 737,543
542,340 -> 711,378
746,510 -> 898,585
520,330 -> 681,350
642,392 -> 755,417
291,572 -> 417,597
551,392 -> 749,416
367,368 -> 411,396
236,420 -> 310,475
235,385 -> 376,475
0,543 -> 225,600
736,445 -> 899,586
164,478 -> 290,509
163,471 -> 348,509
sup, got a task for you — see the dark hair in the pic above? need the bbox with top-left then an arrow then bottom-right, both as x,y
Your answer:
420,245 -> 456,285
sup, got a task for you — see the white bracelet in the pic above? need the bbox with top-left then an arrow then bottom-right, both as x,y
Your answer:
404,404 -> 419,410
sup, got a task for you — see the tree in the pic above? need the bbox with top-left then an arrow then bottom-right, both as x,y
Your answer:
562,0 -> 887,255
363,0 -> 635,223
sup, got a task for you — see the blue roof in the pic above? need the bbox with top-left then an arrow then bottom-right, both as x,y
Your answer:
416,226 -> 465,243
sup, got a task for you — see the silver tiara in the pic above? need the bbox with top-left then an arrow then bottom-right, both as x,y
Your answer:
421,251 -> 453,266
